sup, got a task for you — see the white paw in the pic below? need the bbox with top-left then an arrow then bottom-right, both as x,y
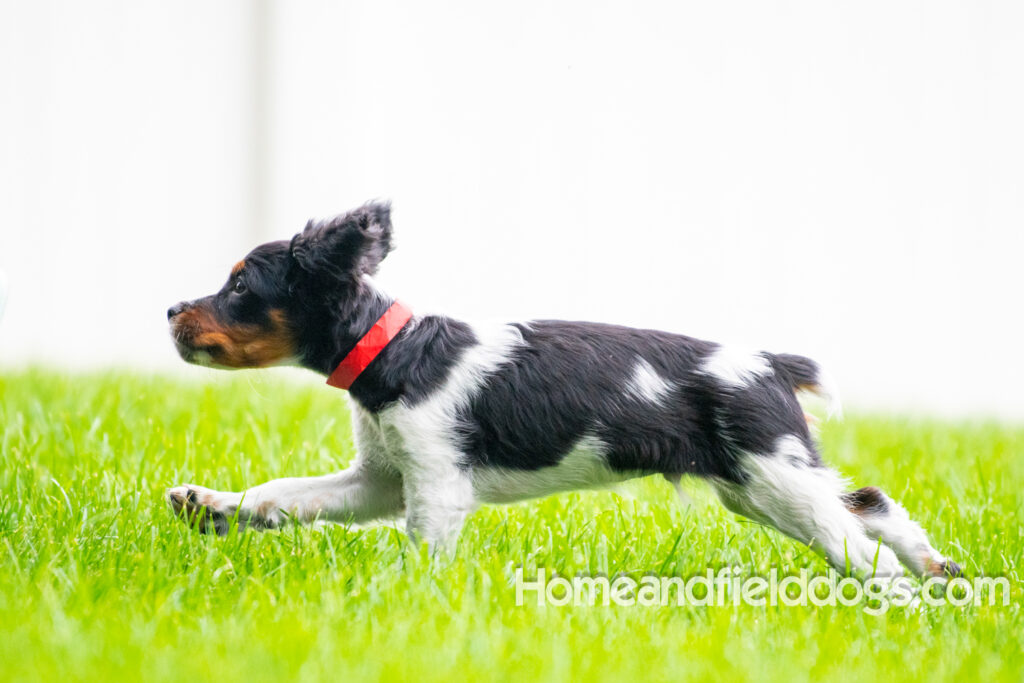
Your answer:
166,484 -> 242,535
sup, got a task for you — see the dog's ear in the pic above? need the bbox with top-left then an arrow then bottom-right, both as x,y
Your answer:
289,201 -> 394,285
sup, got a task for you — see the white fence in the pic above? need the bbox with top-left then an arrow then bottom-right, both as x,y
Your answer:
2,0 -> 1023,416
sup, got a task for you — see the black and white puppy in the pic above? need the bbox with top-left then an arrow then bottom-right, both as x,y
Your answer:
166,201 -> 960,579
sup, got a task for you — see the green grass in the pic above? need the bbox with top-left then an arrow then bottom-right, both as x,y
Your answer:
1,369 -> 1022,682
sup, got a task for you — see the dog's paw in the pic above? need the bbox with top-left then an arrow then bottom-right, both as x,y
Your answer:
166,484 -> 242,535
924,557 -> 965,579
940,559 -> 964,578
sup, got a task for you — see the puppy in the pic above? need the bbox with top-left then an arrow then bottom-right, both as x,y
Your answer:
166,201 -> 960,578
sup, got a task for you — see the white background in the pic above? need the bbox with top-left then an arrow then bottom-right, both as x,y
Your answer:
1,1 -> 1022,416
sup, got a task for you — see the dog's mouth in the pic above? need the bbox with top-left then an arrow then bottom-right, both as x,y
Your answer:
169,322 -> 219,367
174,342 -> 218,367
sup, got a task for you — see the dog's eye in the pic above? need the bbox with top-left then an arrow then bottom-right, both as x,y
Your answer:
233,280 -> 247,295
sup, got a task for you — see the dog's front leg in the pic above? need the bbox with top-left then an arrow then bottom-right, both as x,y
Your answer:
166,461 -> 403,534
402,468 -> 478,554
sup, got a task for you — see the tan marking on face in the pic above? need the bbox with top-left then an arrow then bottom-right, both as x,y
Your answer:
231,260 -> 246,275
174,305 -> 297,368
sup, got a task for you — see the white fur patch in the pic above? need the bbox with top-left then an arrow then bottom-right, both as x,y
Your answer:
701,346 -> 772,387
472,434 -> 637,504
774,433 -> 815,467
715,435 -> 904,577
625,357 -> 674,405
853,495 -> 948,576
378,322 -> 526,544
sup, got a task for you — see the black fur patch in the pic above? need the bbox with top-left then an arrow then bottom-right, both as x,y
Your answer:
348,314 -> 477,412
770,353 -> 821,389
447,321 -> 818,483
842,486 -> 891,516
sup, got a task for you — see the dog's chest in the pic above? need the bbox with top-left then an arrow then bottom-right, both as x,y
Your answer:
349,397 -> 463,472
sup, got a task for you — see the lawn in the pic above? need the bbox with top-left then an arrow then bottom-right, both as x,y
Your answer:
0,369 -> 1021,681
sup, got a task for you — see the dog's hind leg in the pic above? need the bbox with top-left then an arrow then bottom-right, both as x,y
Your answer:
713,437 -> 904,577
842,486 -> 962,577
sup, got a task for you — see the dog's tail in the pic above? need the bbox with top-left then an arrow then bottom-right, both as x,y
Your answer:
770,353 -> 843,420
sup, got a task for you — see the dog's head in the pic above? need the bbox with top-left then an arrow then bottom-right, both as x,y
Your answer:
167,201 -> 394,369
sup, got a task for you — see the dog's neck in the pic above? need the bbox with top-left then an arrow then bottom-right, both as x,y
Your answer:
298,279 -> 476,412
299,279 -> 394,376
325,299 -> 413,390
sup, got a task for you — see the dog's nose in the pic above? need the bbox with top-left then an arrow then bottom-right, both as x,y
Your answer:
167,301 -> 191,320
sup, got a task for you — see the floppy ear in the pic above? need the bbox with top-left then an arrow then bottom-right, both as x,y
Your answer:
289,201 -> 394,285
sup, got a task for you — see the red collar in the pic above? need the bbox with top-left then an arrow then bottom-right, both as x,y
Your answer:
326,300 -> 413,390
